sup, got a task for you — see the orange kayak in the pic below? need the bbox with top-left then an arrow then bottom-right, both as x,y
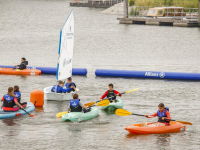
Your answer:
0,68 -> 41,76
125,121 -> 186,134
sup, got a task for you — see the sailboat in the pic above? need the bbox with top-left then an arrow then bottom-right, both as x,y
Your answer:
43,9 -> 79,101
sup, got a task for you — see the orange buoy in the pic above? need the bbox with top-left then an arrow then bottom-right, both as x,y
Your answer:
30,90 -> 44,107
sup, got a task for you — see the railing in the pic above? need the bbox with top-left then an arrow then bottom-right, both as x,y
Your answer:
117,4 -> 199,20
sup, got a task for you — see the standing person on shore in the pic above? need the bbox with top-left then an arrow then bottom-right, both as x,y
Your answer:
100,83 -> 121,103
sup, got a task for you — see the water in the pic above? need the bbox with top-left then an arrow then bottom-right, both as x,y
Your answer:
0,0 -> 200,149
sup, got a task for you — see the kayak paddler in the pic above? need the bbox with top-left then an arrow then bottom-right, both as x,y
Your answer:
68,93 -> 91,113
145,103 -> 171,125
1,87 -> 27,112
14,57 -> 28,70
51,80 -> 75,93
100,83 -> 121,103
14,85 -> 21,103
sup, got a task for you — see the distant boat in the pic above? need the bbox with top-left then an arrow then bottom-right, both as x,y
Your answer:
147,7 -> 186,18
44,9 -> 79,101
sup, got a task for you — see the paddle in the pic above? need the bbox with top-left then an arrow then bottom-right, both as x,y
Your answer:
56,100 -> 110,118
21,108 -> 35,117
115,109 -> 192,125
85,88 -> 139,107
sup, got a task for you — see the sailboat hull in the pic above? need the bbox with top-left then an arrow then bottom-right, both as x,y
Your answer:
43,86 -> 79,101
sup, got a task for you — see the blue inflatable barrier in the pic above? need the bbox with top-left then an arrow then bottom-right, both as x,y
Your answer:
0,65 -> 87,75
95,69 -> 200,80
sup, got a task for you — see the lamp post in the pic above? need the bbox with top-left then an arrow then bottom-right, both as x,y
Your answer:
124,0 -> 128,18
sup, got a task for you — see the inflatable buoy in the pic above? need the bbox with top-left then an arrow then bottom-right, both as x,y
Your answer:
30,90 -> 44,107
75,0 -> 78,3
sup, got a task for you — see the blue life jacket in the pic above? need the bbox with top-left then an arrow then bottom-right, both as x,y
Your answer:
157,107 -> 169,123
14,92 -> 21,103
70,99 -> 82,112
3,94 -> 15,108
51,85 -> 62,93
65,82 -> 76,92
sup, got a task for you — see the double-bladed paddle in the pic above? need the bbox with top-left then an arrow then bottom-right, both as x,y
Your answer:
115,109 -> 192,125
85,88 -> 139,107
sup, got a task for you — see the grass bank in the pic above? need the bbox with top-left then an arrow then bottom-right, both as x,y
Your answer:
131,0 -> 198,8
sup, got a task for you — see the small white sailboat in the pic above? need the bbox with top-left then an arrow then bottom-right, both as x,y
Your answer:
44,9 -> 79,101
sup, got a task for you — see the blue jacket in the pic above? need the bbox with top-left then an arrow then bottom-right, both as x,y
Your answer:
51,85 -> 72,93
65,82 -> 76,88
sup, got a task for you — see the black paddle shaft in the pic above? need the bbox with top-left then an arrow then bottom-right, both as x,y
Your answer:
132,113 -> 145,116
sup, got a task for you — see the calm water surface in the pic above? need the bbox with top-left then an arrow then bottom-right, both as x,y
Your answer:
0,0 -> 200,150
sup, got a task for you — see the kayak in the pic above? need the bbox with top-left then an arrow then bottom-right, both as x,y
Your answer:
125,121 -> 186,134
62,107 -> 99,122
0,102 -> 35,119
0,68 -> 41,76
101,99 -> 124,110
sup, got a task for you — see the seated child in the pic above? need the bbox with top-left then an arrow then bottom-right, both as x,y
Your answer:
100,83 -> 121,103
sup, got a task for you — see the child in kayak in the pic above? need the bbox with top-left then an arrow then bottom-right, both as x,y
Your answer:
100,83 -> 121,103
14,85 -> 21,103
1,87 -> 27,112
64,77 -> 77,93
68,93 -> 90,113
51,80 -> 75,93
145,103 -> 171,125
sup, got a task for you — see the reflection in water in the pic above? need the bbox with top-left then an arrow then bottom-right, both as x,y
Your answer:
101,109 -> 116,115
35,106 -> 44,113
2,118 -> 17,126
156,134 -> 171,147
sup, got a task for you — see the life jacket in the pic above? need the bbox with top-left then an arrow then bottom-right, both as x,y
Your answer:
51,85 -> 62,93
65,82 -> 76,92
3,94 -> 16,108
70,99 -> 82,112
107,90 -> 116,100
14,92 -> 21,103
157,107 -> 170,123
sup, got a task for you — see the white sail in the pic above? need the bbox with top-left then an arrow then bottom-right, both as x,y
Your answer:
57,9 -> 74,81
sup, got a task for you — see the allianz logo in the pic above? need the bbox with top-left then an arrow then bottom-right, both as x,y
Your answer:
145,72 -> 165,78
63,59 -> 72,67
15,94 -> 19,97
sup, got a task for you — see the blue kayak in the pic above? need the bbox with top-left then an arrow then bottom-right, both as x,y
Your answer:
0,102 -> 35,119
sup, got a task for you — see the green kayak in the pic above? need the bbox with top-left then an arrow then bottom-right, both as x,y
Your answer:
61,107 -> 99,122
101,99 -> 124,110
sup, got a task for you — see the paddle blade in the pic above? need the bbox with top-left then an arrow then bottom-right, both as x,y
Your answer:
96,100 -> 110,107
175,120 -> 193,125
84,102 -> 96,107
29,114 -> 36,117
125,88 -> 139,94
115,109 -> 132,116
56,112 -> 68,118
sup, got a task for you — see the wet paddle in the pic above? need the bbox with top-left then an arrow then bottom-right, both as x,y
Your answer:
22,108 -> 35,117
56,100 -> 110,118
85,88 -> 139,107
115,109 -> 192,125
